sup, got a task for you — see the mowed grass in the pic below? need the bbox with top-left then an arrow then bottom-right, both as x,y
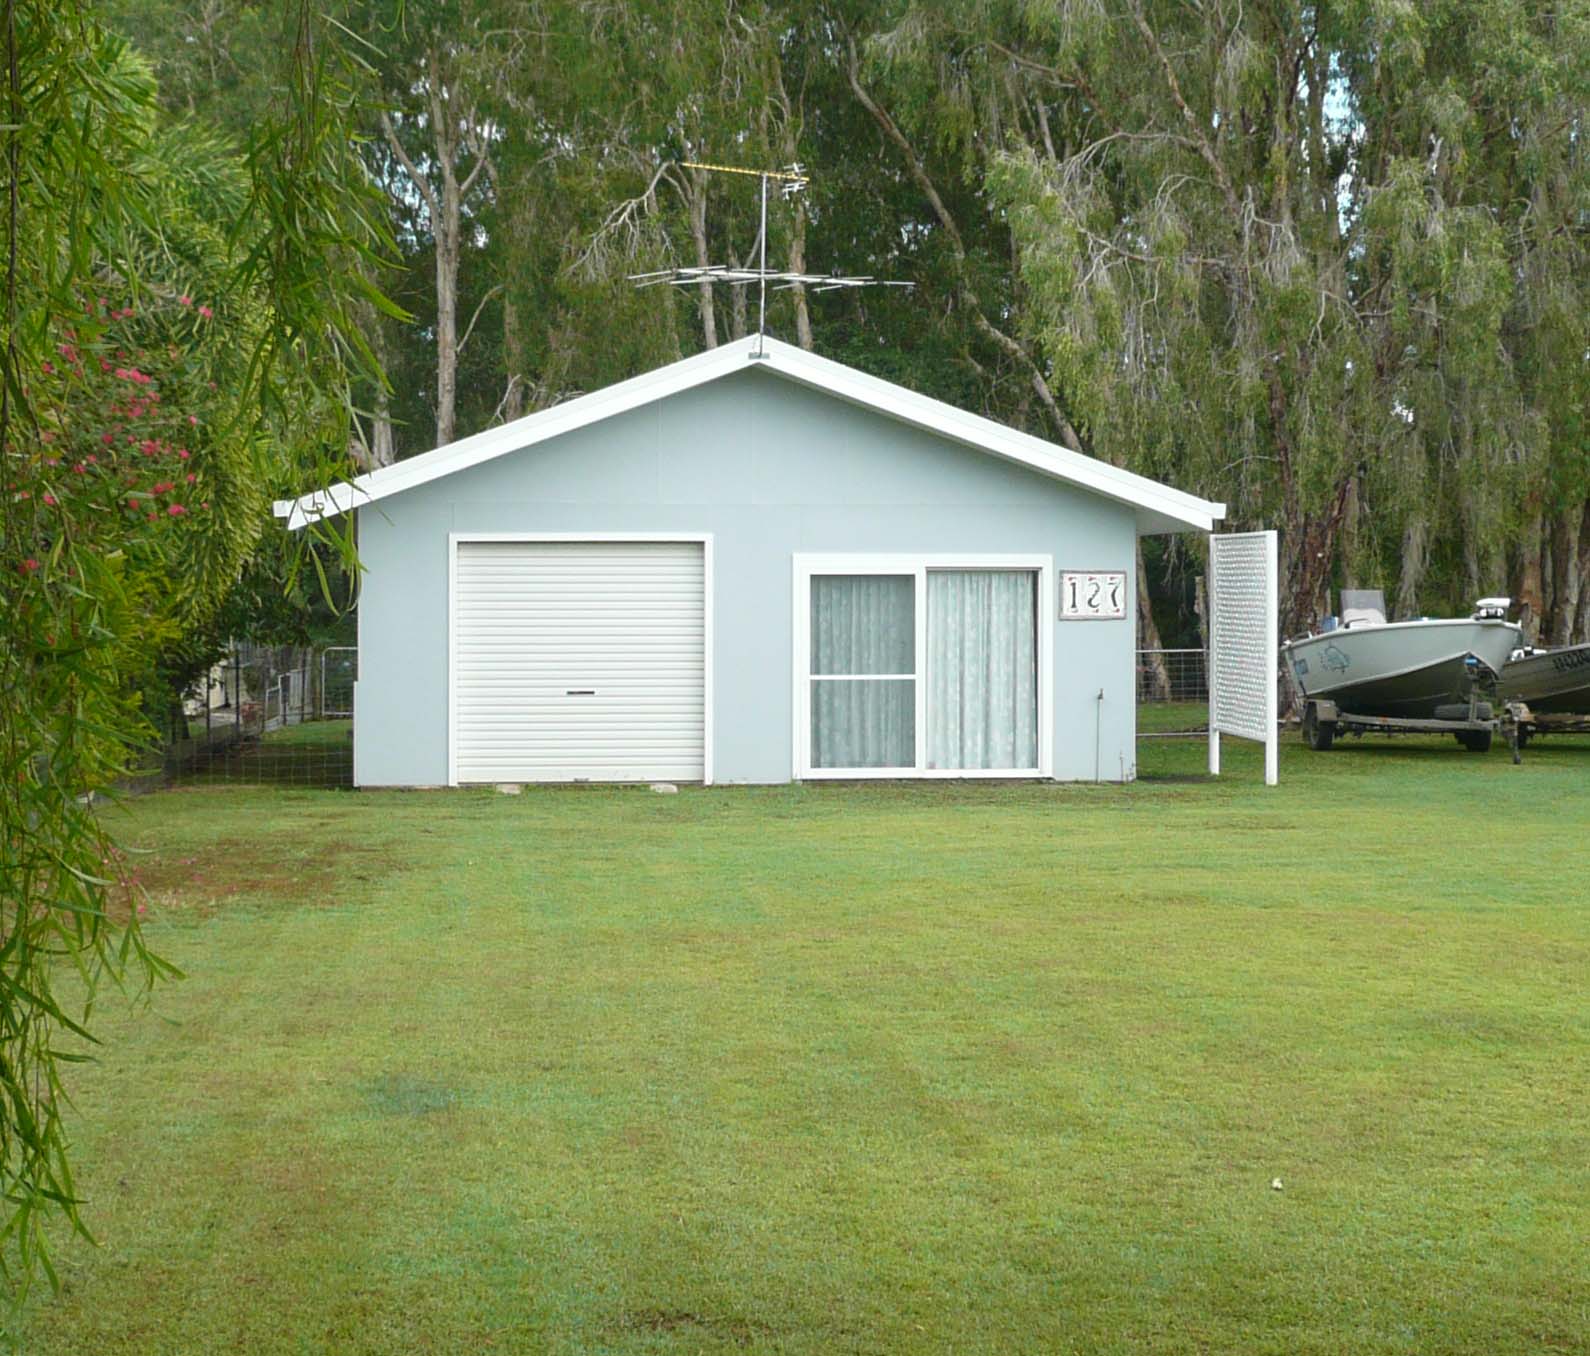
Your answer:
20,733 -> 1590,1354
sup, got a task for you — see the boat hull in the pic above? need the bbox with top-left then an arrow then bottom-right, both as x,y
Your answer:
1283,619 -> 1520,720
1501,643 -> 1590,715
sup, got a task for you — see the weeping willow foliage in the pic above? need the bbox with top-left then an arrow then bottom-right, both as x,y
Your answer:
858,0 -> 1588,634
0,0 -> 390,1310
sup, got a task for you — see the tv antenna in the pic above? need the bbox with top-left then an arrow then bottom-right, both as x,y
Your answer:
629,160 -> 912,358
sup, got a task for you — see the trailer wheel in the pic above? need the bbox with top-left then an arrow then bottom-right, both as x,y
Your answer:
1302,704 -> 1336,751
1455,729 -> 1493,753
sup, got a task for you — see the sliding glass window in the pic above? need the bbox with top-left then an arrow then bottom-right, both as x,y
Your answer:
800,559 -> 1047,777
809,574 -> 915,769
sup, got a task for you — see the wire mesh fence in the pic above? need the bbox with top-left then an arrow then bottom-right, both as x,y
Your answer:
1136,648 -> 1208,737
164,642 -> 355,789
155,644 -> 1215,786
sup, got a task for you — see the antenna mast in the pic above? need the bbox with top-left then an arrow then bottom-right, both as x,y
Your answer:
629,160 -> 911,357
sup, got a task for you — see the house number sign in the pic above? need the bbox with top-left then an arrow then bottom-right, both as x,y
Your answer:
1060,570 -> 1127,620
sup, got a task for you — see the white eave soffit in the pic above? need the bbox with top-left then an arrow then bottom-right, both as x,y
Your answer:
273,335 -> 1225,534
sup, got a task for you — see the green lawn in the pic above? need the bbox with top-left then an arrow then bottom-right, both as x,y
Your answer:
21,733 -> 1590,1354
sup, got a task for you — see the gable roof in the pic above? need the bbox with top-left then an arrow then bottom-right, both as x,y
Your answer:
274,335 -> 1224,534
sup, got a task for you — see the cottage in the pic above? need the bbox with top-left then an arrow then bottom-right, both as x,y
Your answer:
275,336 -> 1224,786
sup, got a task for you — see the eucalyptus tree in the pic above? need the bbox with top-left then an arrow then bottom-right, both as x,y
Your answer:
368,0 -> 525,449
853,0 -> 1588,638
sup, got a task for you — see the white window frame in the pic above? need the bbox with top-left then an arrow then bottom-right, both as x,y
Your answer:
792,553 -> 1053,780
448,532 -> 714,787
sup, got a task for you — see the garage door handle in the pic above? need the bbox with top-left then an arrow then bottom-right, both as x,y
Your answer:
566,689 -> 595,696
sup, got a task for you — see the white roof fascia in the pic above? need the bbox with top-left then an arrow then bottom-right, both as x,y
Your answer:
276,335 -> 1224,534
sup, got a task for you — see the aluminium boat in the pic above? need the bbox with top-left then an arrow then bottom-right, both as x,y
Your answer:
1500,641 -> 1590,716
1283,592 -> 1521,721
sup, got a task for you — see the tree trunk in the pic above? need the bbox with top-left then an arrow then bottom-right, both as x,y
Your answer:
1136,543 -> 1171,700
789,196 -> 813,350
435,171 -> 459,448
729,275 -> 748,341
1394,517 -> 1427,620
1574,500 -> 1590,645
688,168 -> 717,348
1513,507 -> 1545,644
347,289 -> 395,471
502,291 -> 527,423
1547,504 -> 1582,646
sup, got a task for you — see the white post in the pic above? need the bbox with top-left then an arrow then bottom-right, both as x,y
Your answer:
1207,560 -> 1220,774
1264,530 -> 1279,786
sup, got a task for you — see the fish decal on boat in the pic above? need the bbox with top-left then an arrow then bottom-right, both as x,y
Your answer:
1321,643 -> 1350,673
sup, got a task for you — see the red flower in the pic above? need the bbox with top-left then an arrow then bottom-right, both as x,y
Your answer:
101,432 -> 114,446
167,503 -> 186,516
185,473 -> 196,483
188,415 -> 198,426
179,295 -> 192,307
42,493 -> 57,507
20,559 -> 39,573
177,449 -> 189,459
198,305 -> 213,320
40,359 -> 54,375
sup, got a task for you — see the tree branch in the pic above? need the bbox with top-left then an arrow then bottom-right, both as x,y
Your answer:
846,37 -> 1085,452
1125,0 -> 1242,222
379,110 -> 439,219
458,283 -> 503,356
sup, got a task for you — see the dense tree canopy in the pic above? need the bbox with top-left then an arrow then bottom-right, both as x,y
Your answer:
106,1 -> 1588,645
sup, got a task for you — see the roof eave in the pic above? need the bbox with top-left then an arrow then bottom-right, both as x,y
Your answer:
275,335 -> 1225,534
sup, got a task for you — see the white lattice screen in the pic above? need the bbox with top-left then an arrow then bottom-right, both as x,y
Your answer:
1208,530 -> 1278,785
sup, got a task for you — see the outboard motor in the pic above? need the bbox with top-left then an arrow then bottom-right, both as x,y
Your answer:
1473,597 -> 1510,620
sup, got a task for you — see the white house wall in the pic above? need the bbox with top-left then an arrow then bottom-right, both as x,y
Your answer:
353,366 -> 1139,786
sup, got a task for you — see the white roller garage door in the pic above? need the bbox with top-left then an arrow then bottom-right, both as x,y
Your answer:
452,539 -> 706,783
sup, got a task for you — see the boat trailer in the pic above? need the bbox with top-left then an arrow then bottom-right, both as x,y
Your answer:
1299,655 -> 1528,763
1507,704 -> 1590,751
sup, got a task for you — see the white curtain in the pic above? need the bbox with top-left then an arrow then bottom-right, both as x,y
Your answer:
810,575 -> 914,767
926,570 -> 1038,770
